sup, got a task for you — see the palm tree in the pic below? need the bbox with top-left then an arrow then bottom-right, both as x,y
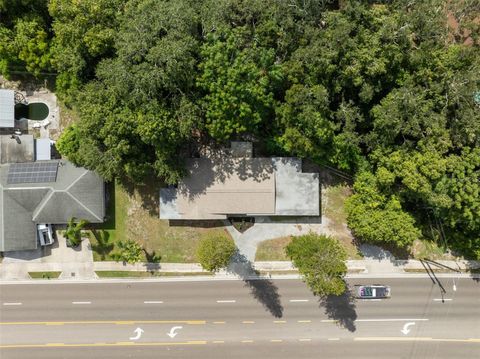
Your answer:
65,217 -> 89,247
91,229 -> 113,260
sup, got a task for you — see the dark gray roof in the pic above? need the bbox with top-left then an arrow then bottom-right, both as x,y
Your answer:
0,160 -> 105,252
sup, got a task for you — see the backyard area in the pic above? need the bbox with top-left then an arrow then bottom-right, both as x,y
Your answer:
89,180 -> 231,263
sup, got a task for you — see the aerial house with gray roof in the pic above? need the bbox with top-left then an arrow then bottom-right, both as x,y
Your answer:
0,160 -> 105,252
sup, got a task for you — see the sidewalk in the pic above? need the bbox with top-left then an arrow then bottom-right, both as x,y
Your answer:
1,258 -> 479,282
93,259 -> 480,274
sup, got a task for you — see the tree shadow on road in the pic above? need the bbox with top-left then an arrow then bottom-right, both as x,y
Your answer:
228,252 -> 283,318
319,287 -> 357,332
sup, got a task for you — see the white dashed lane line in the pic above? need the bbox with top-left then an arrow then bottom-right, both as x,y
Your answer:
289,299 -> 309,303
433,298 -> 452,302
216,300 -> 236,303
72,301 -> 91,305
3,302 -> 22,306
144,301 -> 163,304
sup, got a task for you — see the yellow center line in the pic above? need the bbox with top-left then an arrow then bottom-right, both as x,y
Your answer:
1,341 -> 208,349
270,339 -> 283,343
273,320 -> 286,324
213,341 -> 224,344
213,321 -> 225,324
0,320 -> 206,326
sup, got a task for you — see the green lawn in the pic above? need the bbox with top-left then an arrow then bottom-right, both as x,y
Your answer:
90,180 -> 231,263
255,237 -> 292,261
323,184 -> 363,259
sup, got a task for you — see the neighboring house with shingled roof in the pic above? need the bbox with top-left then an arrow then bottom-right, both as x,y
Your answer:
0,160 -> 105,252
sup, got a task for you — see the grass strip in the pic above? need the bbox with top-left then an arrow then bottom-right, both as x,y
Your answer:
95,271 -> 213,278
28,271 -> 62,279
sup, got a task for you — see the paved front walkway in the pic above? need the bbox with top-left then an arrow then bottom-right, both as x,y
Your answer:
225,216 -> 336,261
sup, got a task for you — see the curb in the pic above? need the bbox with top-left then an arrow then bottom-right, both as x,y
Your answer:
1,272 -> 479,285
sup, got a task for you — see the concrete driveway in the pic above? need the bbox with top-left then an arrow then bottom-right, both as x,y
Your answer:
0,230 -> 94,280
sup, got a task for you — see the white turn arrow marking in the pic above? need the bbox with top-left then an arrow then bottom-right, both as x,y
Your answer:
401,322 -> 415,335
129,327 -> 144,341
167,326 -> 183,338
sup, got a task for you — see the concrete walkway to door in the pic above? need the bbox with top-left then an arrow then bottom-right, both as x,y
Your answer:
225,216 -> 336,262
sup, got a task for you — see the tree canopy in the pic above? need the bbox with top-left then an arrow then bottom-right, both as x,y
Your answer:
3,0 -> 479,258
286,233 -> 347,297
197,233 -> 236,272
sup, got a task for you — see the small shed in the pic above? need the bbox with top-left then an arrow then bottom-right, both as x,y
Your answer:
35,138 -> 52,161
0,89 -> 14,128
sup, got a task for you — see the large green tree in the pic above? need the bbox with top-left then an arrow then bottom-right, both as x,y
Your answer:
198,28 -> 281,140
286,233 -> 347,297
57,0 -> 201,183
0,0 -> 52,77
49,0 -> 126,101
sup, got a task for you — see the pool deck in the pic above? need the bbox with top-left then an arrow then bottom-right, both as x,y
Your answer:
0,135 -> 34,163
23,91 -> 59,139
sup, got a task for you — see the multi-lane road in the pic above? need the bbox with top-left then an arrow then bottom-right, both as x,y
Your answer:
1,276 -> 479,358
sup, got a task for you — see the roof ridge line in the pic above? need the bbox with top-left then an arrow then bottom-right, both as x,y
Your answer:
64,191 -> 102,222
3,187 -> 52,214
64,168 -> 89,191
31,189 -> 54,221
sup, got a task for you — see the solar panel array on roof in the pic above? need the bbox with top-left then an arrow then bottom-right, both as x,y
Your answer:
7,161 -> 59,184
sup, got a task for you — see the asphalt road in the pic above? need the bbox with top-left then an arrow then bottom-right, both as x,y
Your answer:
1,277 -> 479,358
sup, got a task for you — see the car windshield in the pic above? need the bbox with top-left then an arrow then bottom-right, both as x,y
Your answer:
361,287 -> 373,296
